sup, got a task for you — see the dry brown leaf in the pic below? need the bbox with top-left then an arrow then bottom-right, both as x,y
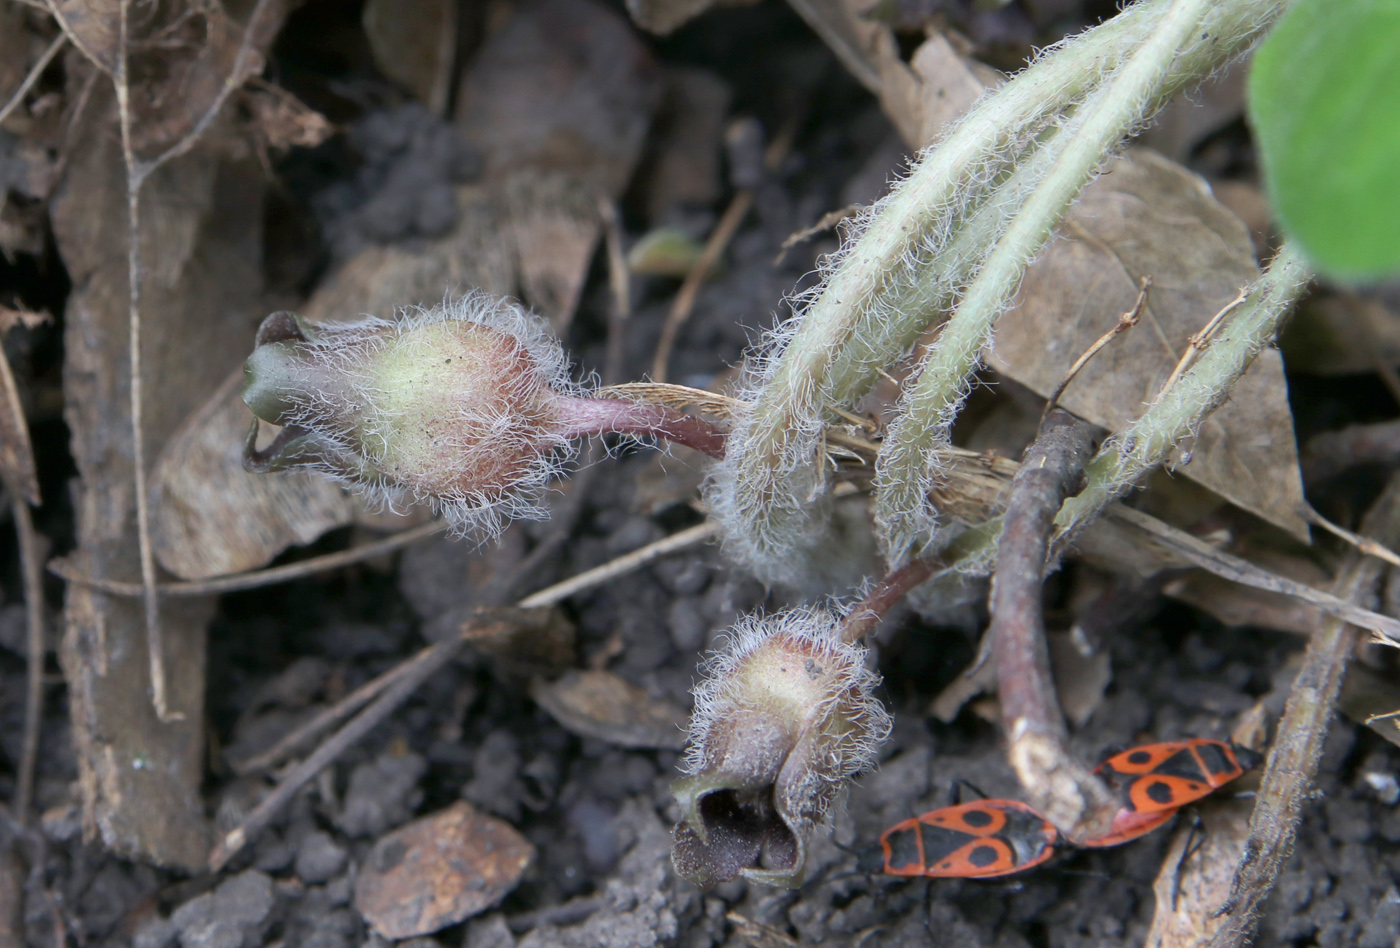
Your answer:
50,114 -> 266,869
1339,663 -> 1400,749
1047,631 -> 1110,728
455,0 -> 661,328
1144,796 -> 1254,948
530,669 -> 689,749
46,0 -> 120,75
355,801 -> 534,940
462,606 -> 577,677
909,33 -> 1002,144
0,346 -> 39,506
505,171 -> 600,331
239,82 -> 334,153
0,305 -> 50,334
988,149 -> 1310,542
149,371 -> 356,580
362,0 -> 457,115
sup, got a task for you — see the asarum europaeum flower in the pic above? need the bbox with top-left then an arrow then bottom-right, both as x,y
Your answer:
671,607 -> 891,888
242,294 -> 725,537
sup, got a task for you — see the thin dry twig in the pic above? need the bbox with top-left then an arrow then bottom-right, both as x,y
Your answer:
1208,472 -> 1400,947
1300,503 -> 1400,570
1160,286 -> 1249,396
210,518 -> 719,866
208,636 -> 461,870
651,114 -> 801,382
1107,504 -> 1400,645
11,497 -> 46,826
111,0 -> 276,720
773,203 -> 861,266
230,642 -> 436,776
0,32 -> 66,127
48,519 -> 450,598
990,410 -> 1116,839
518,522 -> 716,608
1040,276 -> 1149,426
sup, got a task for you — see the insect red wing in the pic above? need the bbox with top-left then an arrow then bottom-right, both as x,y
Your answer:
1096,741 -> 1191,777
1079,807 -> 1178,848
925,838 -> 1018,878
1097,741 -> 1224,816
918,801 -> 1056,878
920,801 -> 1009,836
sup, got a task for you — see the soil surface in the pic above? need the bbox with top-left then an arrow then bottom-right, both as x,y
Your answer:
1,1 -> 1398,947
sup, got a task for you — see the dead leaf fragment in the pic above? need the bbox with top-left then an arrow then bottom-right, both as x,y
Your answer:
988,149 -> 1309,542
51,118 -> 265,869
355,801 -> 533,940
625,0 -> 718,34
150,372 -> 356,580
463,606 -> 577,676
910,33 -> 1001,143
1340,663 -> 1400,749
362,0 -> 457,114
46,0 -> 120,75
1144,796 -> 1253,947
455,0 -> 661,327
0,305 -> 50,334
637,68 -> 731,221
530,669 -> 688,749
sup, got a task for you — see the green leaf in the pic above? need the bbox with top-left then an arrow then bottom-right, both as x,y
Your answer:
1248,0 -> 1400,281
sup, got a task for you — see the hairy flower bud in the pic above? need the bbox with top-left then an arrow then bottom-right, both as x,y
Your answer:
671,607 -> 891,887
243,294 -> 578,536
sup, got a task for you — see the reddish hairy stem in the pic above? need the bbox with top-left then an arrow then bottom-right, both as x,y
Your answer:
554,396 -> 727,459
841,559 -> 937,644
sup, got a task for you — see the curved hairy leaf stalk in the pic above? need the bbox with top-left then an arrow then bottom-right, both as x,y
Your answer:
873,0 -> 1288,565
713,0 -> 1288,584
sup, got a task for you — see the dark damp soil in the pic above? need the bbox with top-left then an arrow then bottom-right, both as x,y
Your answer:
2,1 -> 1399,946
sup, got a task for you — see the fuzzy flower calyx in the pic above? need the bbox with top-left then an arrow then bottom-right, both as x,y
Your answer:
243,295 -> 578,536
671,607 -> 891,888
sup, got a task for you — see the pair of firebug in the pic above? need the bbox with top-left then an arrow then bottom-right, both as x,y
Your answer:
880,738 -> 1260,879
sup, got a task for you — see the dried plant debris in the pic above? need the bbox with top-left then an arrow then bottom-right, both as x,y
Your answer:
455,0 -> 661,327
361,0 -> 458,114
355,801 -> 533,940
529,669 -> 688,750
51,108 -> 267,867
988,149 -> 1308,542
0,341 -> 39,505
150,371 -> 356,580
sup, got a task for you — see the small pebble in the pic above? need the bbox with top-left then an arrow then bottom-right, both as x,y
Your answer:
296,830 -> 348,885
